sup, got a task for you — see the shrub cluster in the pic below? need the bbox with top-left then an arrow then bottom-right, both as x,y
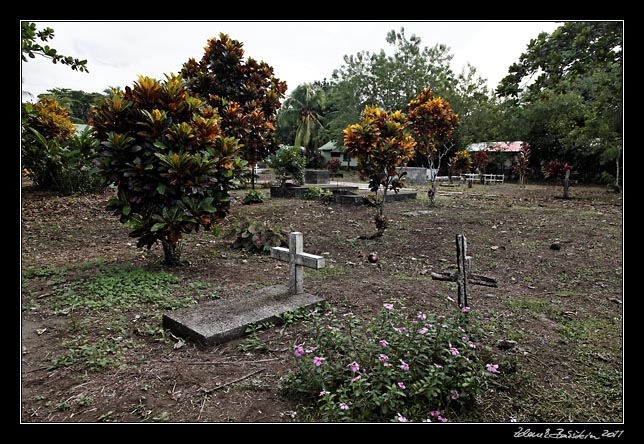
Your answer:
281,300 -> 497,422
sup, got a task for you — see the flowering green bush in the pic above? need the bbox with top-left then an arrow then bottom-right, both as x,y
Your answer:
281,300 -> 497,422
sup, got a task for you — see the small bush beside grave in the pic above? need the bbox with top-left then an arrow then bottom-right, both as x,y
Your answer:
281,300 -> 496,422
242,190 -> 265,205
227,218 -> 287,253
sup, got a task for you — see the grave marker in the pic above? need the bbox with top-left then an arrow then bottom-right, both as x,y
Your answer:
162,231 -> 325,346
431,234 -> 497,308
270,232 -> 325,295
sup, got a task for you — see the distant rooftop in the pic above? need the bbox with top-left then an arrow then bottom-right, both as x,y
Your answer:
467,141 -> 524,153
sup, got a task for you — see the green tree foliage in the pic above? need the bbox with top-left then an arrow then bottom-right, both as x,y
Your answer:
451,150 -> 471,175
343,106 -> 416,236
324,28 -> 456,144
277,83 -> 326,167
450,65 -> 506,150
39,88 -> 107,123
268,146 -> 306,186
91,75 -> 247,265
497,21 -> 622,183
22,96 -> 76,142
181,33 -> 287,188
22,97 -> 101,193
323,27 -> 501,159
21,22 -> 88,72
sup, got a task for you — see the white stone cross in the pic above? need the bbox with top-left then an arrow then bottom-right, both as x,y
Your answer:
270,232 -> 325,295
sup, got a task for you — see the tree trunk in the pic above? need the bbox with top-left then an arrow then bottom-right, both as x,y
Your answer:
375,185 -> 387,236
161,238 -> 182,266
615,147 -> 621,190
563,169 -> 570,199
428,157 -> 437,206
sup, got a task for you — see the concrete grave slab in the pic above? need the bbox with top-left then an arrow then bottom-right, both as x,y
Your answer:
162,285 -> 324,346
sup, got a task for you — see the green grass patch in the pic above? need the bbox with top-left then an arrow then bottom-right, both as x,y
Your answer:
51,336 -> 140,371
48,264 -> 193,313
557,317 -> 617,343
39,263 -> 195,371
306,264 -> 349,279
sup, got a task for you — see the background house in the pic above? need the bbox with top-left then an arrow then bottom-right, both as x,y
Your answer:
319,141 -> 358,169
467,141 -> 524,178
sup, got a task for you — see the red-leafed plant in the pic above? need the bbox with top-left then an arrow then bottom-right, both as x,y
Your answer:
406,87 -> 459,204
181,33 -> 287,189
512,143 -> 531,187
544,160 -> 573,198
472,151 -> 489,174
343,106 -> 416,237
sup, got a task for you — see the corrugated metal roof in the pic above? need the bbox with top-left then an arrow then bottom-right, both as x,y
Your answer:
467,141 -> 524,152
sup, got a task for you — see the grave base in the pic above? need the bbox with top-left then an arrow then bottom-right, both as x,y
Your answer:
162,285 -> 325,346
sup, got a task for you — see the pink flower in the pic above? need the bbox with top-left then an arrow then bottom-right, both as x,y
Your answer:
394,327 -> 407,333
396,413 -> 408,422
378,354 -> 389,362
309,310 -> 318,317
383,303 -> 394,310
462,306 -> 471,313
469,342 -> 476,349
339,402 -> 349,410
438,415 -> 448,422
306,346 -> 318,353
426,323 -> 434,328
430,410 -> 441,417
379,339 -> 389,347
450,390 -> 459,400
486,363 -> 499,373
398,382 -> 406,389
384,362 -> 392,367
313,356 -> 325,367
319,390 -> 330,397
348,361 -> 360,373
351,375 -> 362,383
417,313 -> 427,321
434,363 -> 443,369
418,327 -> 428,334
399,360 -> 410,371
450,347 -> 459,356
294,345 -> 305,357
462,335 -> 469,342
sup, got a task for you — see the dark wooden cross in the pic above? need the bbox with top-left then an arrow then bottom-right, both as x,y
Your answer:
431,234 -> 497,308
270,232 -> 325,295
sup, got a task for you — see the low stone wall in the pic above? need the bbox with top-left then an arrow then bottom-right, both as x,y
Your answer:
397,167 -> 428,185
304,169 -> 330,184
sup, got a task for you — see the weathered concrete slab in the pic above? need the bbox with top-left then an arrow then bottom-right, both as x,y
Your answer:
335,191 -> 417,205
162,285 -> 325,346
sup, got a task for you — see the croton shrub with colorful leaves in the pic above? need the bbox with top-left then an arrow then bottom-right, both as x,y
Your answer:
281,300 -> 497,422
91,74 -> 247,265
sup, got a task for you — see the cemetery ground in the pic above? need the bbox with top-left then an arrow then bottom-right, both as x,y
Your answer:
20,177 -> 623,423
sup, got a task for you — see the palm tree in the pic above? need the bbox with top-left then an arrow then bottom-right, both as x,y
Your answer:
277,83 -> 326,168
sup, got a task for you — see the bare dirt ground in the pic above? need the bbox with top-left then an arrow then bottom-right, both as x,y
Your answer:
20,176 -> 623,424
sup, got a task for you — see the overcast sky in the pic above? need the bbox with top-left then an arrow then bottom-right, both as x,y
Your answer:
21,21 -> 562,101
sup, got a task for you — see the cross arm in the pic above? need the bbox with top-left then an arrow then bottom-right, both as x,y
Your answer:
270,247 -> 325,269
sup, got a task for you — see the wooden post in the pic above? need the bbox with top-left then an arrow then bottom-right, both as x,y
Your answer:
431,234 -> 497,308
